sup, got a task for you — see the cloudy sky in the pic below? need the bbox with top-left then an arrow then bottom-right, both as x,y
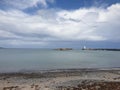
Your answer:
0,0 -> 120,48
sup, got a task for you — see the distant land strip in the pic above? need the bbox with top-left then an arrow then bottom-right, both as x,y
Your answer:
54,48 -> 73,51
82,48 -> 120,51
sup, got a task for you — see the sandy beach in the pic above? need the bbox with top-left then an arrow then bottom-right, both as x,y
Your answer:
0,68 -> 120,90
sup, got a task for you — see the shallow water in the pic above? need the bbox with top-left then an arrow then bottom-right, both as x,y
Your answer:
0,49 -> 120,72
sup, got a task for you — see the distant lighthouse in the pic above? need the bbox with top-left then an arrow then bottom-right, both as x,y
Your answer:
83,46 -> 86,49
82,46 -> 87,50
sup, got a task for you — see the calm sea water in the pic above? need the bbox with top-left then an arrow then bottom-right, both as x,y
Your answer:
0,49 -> 120,72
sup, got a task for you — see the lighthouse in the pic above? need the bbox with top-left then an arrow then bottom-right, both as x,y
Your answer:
83,46 -> 86,49
82,46 -> 87,50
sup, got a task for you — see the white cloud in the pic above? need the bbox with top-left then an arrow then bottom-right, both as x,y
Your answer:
98,3 -> 120,22
0,30 -> 19,39
0,3 -> 120,47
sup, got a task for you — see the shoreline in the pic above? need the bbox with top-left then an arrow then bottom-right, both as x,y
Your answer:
0,67 -> 120,73
0,68 -> 120,79
0,68 -> 120,90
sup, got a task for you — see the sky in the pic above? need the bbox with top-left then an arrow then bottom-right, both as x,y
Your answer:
0,0 -> 120,48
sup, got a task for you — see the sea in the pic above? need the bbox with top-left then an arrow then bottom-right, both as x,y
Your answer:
0,48 -> 120,72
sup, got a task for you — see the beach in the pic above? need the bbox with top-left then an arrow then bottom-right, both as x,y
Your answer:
0,68 -> 120,90
0,0 -> 120,90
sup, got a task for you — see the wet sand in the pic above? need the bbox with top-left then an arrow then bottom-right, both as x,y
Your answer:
0,68 -> 120,90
